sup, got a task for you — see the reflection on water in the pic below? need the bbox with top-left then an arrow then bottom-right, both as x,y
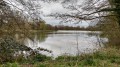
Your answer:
24,30 -> 108,58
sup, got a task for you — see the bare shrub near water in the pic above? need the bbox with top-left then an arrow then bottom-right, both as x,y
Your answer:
97,16 -> 120,46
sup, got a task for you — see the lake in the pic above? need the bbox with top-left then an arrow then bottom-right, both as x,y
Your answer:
24,30 -> 108,58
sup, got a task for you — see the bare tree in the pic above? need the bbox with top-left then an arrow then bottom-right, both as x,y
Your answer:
48,0 -> 120,27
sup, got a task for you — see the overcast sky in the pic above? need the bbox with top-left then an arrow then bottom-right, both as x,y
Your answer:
40,1 -> 90,27
5,0 -> 90,27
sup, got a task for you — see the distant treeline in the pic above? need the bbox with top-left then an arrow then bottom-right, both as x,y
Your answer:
1,20 -> 100,31
30,22 -> 100,31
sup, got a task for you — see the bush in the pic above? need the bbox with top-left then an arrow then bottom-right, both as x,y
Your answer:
0,36 -> 31,63
33,54 -> 51,62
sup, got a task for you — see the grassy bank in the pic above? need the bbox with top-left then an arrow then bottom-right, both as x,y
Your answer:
1,47 -> 120,67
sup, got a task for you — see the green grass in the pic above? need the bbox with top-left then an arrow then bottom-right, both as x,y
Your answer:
1,47 -> 120,67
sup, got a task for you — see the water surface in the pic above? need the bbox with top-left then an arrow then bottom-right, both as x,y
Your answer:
25,30 -> 108,58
